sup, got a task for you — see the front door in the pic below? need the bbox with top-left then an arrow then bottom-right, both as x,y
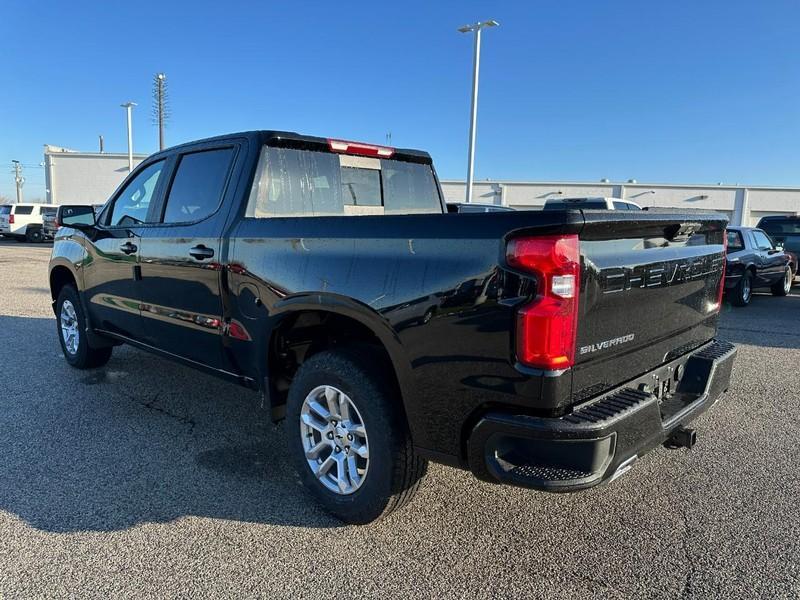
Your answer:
137,144 -> 240,369
752,229 -> 783,285
82,159 -> 167,340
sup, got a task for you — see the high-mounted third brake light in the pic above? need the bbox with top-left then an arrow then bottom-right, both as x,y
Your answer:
327,139 -> 395,158
507,235 -> 581,371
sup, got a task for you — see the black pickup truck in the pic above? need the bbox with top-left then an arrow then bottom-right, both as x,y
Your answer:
49,131 -> 736,523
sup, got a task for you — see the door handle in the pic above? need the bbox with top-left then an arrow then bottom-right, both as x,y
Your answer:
120,241 -> 138,255
189,245 -> 215,260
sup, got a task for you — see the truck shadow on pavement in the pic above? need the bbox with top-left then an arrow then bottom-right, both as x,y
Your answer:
0,315 -> 344,532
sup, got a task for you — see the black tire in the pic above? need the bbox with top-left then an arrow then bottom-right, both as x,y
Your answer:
731,270 -> 753,307
286,347 -> 427,524
26,227 -> 44,243
56,285 -> 113,369
771,266 -> 793,296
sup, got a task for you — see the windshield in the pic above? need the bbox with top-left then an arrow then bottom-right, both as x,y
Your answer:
246,147 -> 442,218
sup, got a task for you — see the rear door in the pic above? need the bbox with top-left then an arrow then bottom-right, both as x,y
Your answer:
572,211 -> 726,403
137,142 -> 241,368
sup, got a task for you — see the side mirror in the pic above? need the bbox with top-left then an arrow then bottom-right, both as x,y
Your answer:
57,205 -> 97,229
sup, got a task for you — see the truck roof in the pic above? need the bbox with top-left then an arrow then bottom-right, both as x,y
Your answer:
153,130 -> 433,164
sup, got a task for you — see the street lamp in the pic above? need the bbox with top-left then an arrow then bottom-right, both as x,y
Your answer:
120,101 -> 137,171
458,19 -> 499,203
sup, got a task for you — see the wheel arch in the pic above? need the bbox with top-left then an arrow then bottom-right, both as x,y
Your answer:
263,293 -> 414,423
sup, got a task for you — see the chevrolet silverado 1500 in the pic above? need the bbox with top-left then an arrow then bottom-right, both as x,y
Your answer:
49,131 -> 736,523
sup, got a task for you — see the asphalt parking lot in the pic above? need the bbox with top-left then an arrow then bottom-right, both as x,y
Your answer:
0,239 -> 798,599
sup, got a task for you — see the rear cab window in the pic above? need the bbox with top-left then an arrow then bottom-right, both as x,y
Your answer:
760,219 -> 800,236
726,230 -> 745,251
246,147 -> 442,218
0,206 -> 10,215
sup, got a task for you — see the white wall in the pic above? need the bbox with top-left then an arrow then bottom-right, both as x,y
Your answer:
441,180 -> 800,226
44,148 -> 147,205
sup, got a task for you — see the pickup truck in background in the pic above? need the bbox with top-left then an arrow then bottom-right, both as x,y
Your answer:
49,130 -> 736,523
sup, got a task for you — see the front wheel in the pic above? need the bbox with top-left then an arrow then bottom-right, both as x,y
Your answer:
56,285 -> 113,368
286,347 -> 427,524
771,266 -> 793,296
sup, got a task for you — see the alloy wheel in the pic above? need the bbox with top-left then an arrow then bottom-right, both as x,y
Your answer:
300,385 -> 369,495
60,300 -> 80,355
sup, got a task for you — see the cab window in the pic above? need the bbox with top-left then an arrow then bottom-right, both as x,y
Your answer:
108,161 -> 165,227
161,148 -> 235,224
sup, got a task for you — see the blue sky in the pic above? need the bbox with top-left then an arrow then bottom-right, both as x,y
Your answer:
2,0 -> 799,200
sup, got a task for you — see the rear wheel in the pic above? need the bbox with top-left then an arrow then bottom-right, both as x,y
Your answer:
26,227 -> 44,243
286,347 -> 427,524
56,285 -> 113,368
771,266 -> 793,296
731,271 -> 753,307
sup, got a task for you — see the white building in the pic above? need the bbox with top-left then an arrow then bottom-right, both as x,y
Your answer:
441,180 -> 800,226
43,145 -> 147,205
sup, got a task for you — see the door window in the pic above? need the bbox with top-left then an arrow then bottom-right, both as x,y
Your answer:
752,230 -> 774,250
161,148 -> 235,224
108,161 -> 165,227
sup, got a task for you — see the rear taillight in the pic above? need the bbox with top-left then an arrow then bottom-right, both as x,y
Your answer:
716,230 -> 728,310
327,138 -> 395,158
8,214 -> 14,224
506,235 -> 581,370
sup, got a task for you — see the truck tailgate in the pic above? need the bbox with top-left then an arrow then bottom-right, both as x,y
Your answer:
571,211 -> 726,404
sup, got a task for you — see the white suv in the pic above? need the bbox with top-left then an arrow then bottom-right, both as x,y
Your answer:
0,203 -> 55,243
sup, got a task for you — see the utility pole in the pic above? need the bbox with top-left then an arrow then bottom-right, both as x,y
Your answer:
458,19 -> 499,203
153,73 -> 169,151
120,102 -> 137,171
11,160 -> 24,203
99,135 -> 105,153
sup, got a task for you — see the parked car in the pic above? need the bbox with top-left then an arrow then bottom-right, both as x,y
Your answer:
543,197 -> 642,210
49,130 -> 735,524
0,203 -> 53,242
755,215 -> 800,275
446,202 -> 515,213
724,226 -> 793,306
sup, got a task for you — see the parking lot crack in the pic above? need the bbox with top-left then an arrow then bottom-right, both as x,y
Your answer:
135,393 -> 197,435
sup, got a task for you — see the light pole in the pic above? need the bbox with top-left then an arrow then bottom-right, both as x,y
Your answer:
120,101 -> 137,171
11,160 -> 24,203
458,19 -> 498,203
